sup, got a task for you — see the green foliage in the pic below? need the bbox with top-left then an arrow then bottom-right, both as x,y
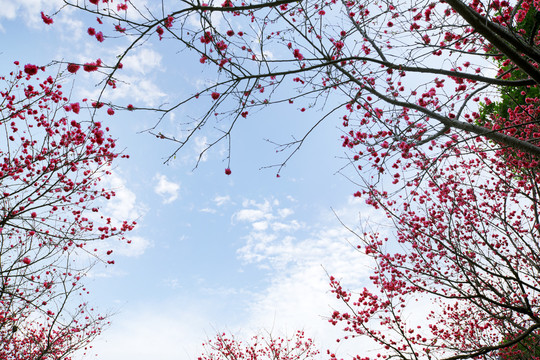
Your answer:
476,7 -> 540,176
480,8 -> 540,122
499,332 -> 540,360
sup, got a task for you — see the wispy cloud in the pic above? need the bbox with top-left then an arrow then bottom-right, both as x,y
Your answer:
116,235 -> 152,258
154,173 -> 181,204
122,48 -> 163,75
72,45 -> 167,108
0,0 -> 63,27
107,75 -> 167,107
96,171 -> 151,259
231,196 -> 379,355
86,300 -> 210,360
214,195 -> 231,206
200,208 -> 217,214
103,172 -> 146,222
193,136 -> 209,162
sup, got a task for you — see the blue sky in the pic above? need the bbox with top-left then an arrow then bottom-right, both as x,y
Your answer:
0,1 -> 384,359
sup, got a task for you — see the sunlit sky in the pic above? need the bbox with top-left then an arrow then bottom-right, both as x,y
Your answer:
0,1 -> 383,359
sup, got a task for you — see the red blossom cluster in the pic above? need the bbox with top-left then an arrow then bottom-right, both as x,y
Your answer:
83,58 -> 102,72
40,12 -> 53,25
67,63 -> 80,73
198,331 -> 319,360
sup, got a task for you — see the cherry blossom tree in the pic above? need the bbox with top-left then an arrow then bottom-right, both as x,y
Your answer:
328,129 -> 540,359
48,0 -> 540,359
0,63 -> 134,359
53,0 -> 540,172
197,330 -> 320,360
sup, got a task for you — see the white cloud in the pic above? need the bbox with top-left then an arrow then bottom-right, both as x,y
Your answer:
88,195 -> 385,360
234,208 -> 269,223
233,199 -> 274,223
0,0 -> 63,26
194,136 -> 209,162
0,1 -> 17,21
122,48 -> 163,75
252,221 -> 268,231
87,267 -> 128,279
270,220 -> 302,232
214,195 -> 230,206
161,277 -> 181,289
74,44 -> 167,107
92,171 -> 150,259
56,16 -> 84,42
187,10 -> 223,31
103,172 -> 145,222
86,300 -> 209,360
122,0 -> 151,21
116,235 -> 152,257
277,208 -> 294,218
200,195 -> 231,214
91,234 -> 151,262
233,197 -> 379,356
154,173 -> 180,204
114,76 -> 167,107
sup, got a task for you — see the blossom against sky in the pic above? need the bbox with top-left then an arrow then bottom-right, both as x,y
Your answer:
0,3 -> 380,359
